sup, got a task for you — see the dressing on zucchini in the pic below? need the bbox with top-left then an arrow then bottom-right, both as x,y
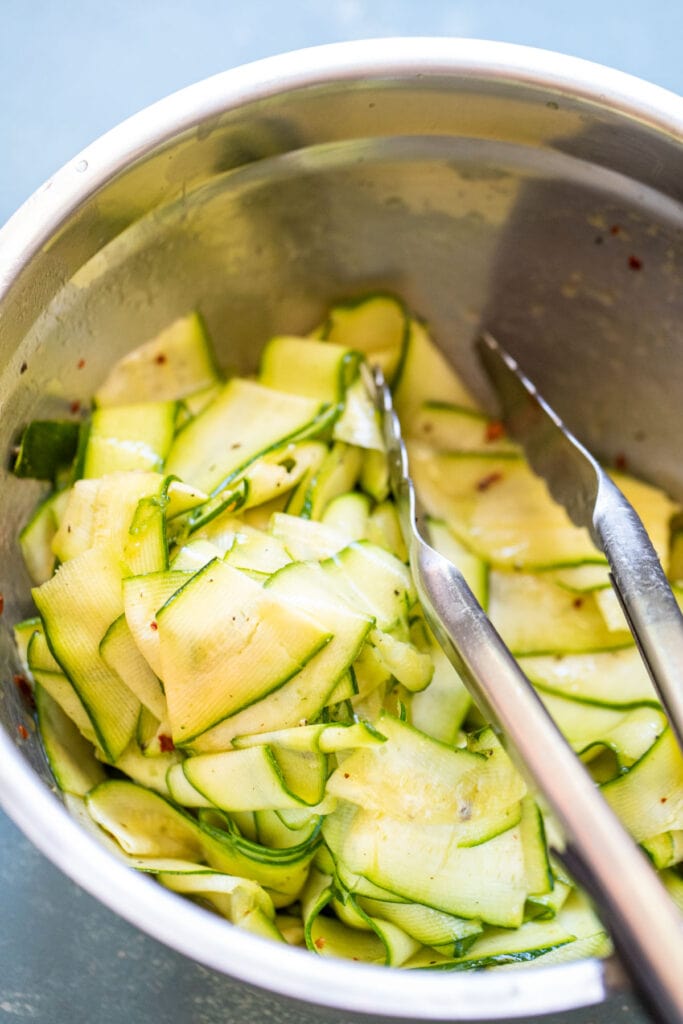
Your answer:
13,294 -> 683,970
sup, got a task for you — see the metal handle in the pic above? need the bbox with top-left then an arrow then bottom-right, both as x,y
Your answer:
476,332 -> 683,760
414,538 -> 683,1024
594,474 -> 683,755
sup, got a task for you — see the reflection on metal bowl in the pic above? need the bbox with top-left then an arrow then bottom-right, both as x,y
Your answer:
1,38 -> 682,1024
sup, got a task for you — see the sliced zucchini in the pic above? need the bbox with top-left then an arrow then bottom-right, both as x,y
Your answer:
122,569 -> 192,679
198,819 -> 319,908
109,743 -> 181,798
393,318 -> 477,427
642,831 -> 683,870
409,449 -> 599,570
543,563 -> 611,594
177,381 -> 223,421
421,914 -> 576,970
367,629 -> 434,692
357,895 -> 483,956
12,419 -> 80,482
259,335 -> 360,404
331,804 -> 530,928
325,669 -> 358,705
426,519 -> 488,608
19,490 -> 69,584
410,645 -> 471,744
539,694 -> 666,772
28,629 -> 96,741
269,512 -> 349,562
32,545 -> 141,760
321,492 -> 371,541
36,683 -> 106,796
51,471 -> 169,565
156,559 -> 331,743
154,865 -> 282,940
323,541 -> 416,632
123,493 -> 169,576
602,728 -> 683,843
359,448 -> 390,503
232,720 -> 385,753
519,798 -> 553,897
13,616 -> 41,675
222,523 -> 292,575
287,441 -> 364,520
319,293 -> 409,381
87,779 -> 318,907
181,745 -> 328,811
189,561 -> 373,751
327,712 -> 525,833
86,779 -> 206,859
519,649 -> 658,708
489,570 -> 633,655
136,707 -> 174,757
332,375 -> 384,451
366,501 -> 408,562
165,378 -> 331,496
406,402 -> 518,454
303,869 -> 421,966
19,294 -> 681,973
186,440 -> 328,531
669,519 -> 683,582
94,312 -> 220,406
100,615 -> 166,720
82,401 -> 177,478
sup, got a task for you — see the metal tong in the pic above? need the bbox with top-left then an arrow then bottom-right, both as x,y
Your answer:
373,358 -> 683,1024
477,332 -> 683,756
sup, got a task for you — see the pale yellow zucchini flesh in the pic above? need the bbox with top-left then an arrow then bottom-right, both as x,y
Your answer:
13,294 -> 683,968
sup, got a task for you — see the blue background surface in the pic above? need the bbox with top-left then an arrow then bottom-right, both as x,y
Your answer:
1,3 -> 680,1022
2,0 -> 683,227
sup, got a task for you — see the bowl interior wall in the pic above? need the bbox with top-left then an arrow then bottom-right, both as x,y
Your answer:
1,58 -> 682,1017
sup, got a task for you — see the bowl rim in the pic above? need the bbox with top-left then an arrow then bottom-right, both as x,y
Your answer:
2,35 -> 682,294
3,35 -> 678,1018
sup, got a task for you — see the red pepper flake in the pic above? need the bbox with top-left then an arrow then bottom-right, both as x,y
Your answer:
314,937 -> 326,950
610,224 -> 621,236
0,594 -> 4,615
150,620 -> 158,631
158,734 -> 175,753
476,471 -> 503,492
614,452 -> 628,471
572,597 -> 584,609
660,797 -> 668,804
77,358 -> 86,369
17,724 -> 29,740
628,255 -> 643,271
14,674 -> 36,711
70,400 -> 81,415
343,772 -> 350,779
19,362 -> 28,374
155,352 -> 167,365
485,420 -> 506,443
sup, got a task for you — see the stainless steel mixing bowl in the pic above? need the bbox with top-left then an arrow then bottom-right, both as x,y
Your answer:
1,37 -> 681,1023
